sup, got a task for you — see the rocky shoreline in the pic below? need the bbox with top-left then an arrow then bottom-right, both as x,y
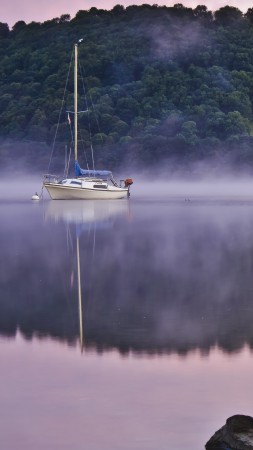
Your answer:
206,415 -> 253,450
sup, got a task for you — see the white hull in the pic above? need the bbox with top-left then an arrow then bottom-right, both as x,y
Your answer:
44,183 -> 129,200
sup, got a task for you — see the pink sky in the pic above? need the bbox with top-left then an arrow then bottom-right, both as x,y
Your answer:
1,0 -> 253,28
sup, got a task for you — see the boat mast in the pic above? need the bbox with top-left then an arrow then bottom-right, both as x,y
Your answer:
74,43 -> 78,161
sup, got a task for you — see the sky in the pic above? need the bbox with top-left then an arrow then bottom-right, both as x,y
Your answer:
1,0 -> 253,28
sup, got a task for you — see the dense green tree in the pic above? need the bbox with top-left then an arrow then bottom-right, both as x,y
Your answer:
224,111 -> 250,137
112,5 -> 125,16
193,5 -> 213,23
12,21 -> 26,33
0,22 -> 9,38
178,121 -> 198,145
1,3 -> 253,168
245,8 -> 253,24
214,6 -> 243,26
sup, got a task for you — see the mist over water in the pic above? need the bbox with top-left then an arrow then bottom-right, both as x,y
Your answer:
2,162 -> 253,201
0,173 -> 42,201
1,174 -> 253,352
134,176 -> 253,200
1,169 -> 253,450
131,163 -> 253,200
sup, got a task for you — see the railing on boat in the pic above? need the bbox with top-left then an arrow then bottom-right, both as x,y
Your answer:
43,174 -> 62,184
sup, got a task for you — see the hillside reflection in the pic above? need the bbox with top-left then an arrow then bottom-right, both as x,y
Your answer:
1,199 -> 253,356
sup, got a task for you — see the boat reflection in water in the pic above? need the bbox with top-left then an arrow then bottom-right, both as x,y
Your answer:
45,199 -> 131,226
45,199 -> 132,352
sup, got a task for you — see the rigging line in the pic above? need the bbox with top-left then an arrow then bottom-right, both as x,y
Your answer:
86,83 -> 104,149
68,225 -> 74,253
66,223 -> 70,254
73,59 -> 90,170
92,222 -> 96,261
68,118 -> 74,154
66,145 -> 72,177
77,115 -> 90,171
64,145 -> 67,176
85,103 -> 95,173
79,62 -> 97,172
66,224 -> 74,255
66,122 -> 74,177
78,62 -> 94,171
63,225 -> 77,332
47,48 -> 74,173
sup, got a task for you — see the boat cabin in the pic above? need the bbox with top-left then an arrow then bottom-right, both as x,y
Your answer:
59,178 -> 108,190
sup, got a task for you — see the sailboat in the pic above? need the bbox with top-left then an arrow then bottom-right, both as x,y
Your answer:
43,41 -> 133,200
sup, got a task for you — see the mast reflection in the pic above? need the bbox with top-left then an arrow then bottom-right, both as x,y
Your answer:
45,199 -> 131,353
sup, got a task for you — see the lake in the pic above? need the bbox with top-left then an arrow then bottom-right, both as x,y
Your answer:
1,183 -> 253,450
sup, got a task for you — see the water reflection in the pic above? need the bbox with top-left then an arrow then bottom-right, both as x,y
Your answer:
1,199 -> 253,355
45,199 -> 131,225
46,199 -> 132,353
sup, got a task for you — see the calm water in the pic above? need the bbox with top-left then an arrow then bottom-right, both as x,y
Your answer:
1,190 -> 253,449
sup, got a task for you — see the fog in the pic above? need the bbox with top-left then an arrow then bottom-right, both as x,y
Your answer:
147,19 -> 207,61
2,162 -> 253,202
133,176 -> 253,200
0,175 -> 43,201
1,176 -> 253,356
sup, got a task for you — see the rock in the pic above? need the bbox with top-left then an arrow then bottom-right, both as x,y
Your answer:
205,415 -> 253,450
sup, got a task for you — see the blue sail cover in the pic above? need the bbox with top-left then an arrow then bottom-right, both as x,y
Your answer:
74,160 -> 112,179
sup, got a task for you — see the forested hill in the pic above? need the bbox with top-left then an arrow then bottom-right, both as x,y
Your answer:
2,4 -> 253,169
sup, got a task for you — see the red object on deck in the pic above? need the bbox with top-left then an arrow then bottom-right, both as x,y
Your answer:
124,178 -> 133,187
